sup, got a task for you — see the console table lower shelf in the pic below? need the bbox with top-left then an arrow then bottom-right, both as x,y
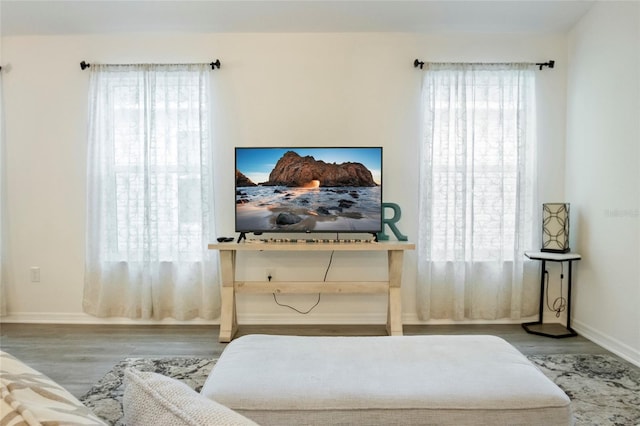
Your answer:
208,241 -> 415,342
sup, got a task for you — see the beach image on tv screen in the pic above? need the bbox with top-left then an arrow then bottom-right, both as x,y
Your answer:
235,147 -> 382,233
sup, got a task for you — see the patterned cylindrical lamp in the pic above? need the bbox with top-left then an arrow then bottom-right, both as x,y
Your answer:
541,203 -> 570,253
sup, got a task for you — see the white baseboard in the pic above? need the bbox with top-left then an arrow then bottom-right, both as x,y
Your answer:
0,311 -> 538,326
0,312 -> 219,325
402,313 -> 540,325
0,312 -> 399,325
572,319 -> 640,368
1,312 -> 389,325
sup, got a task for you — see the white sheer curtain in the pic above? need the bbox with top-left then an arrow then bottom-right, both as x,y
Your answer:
0,72 -> 5,317
84,64 -> 220,320
417,63 -> 538,321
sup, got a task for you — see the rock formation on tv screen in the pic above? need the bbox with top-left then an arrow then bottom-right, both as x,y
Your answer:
263,151 -> 377,187
235,170 -> 257,187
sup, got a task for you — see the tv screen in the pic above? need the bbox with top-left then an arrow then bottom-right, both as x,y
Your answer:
235,147 -> 382,235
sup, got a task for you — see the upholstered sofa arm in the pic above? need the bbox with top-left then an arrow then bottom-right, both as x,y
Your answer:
1,351 -> 107,425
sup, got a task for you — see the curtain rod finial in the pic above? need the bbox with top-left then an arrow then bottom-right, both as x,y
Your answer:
536,60 -> 555,70
210,59 -> 221,70
80,60 -> 91,70
414,59 -> 424,69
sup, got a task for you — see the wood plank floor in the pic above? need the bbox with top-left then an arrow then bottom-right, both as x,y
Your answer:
0,323 -> 614,398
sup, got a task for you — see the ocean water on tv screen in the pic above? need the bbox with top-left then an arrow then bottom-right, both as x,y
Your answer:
236,185 -> 382,233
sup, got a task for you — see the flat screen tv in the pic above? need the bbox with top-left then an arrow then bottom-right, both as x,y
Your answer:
235,147 -> 382,237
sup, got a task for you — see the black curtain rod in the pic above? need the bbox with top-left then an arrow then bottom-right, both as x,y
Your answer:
80,60 -> 221,70
413,59 -> 555,70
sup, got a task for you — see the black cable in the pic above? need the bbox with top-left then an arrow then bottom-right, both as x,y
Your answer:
272,236 -> 337,314
272,291 -> 321,315
323,250 -> 335,281
554,263 -> 568,317
544,264 -> 567,318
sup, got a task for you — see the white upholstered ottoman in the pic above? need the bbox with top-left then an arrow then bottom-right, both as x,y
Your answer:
201,334 -> 572,426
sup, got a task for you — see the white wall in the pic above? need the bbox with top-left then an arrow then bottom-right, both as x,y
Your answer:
1,32 -> 568,325
566,2 -> 640,365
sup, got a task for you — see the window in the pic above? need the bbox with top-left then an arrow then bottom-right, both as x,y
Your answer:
107,71 -> 209,261
84,64 -> 219,320
417,63 -> 537,320
421,65 -> 535,262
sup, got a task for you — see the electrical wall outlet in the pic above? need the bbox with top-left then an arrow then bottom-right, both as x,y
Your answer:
266,268 -> 276,282
30,267 -> 41,283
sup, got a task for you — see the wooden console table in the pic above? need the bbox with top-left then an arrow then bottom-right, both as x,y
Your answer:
208,240 -> 415,342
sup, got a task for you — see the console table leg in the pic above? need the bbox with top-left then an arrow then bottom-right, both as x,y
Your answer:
219,288 -> 237,343
219,250 -> 238,343
386,250 -> 404,336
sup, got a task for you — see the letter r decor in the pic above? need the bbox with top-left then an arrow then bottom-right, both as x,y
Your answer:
378,202 -> 408,241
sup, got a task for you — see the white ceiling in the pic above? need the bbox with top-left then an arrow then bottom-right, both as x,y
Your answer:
1,0 -> 596,36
